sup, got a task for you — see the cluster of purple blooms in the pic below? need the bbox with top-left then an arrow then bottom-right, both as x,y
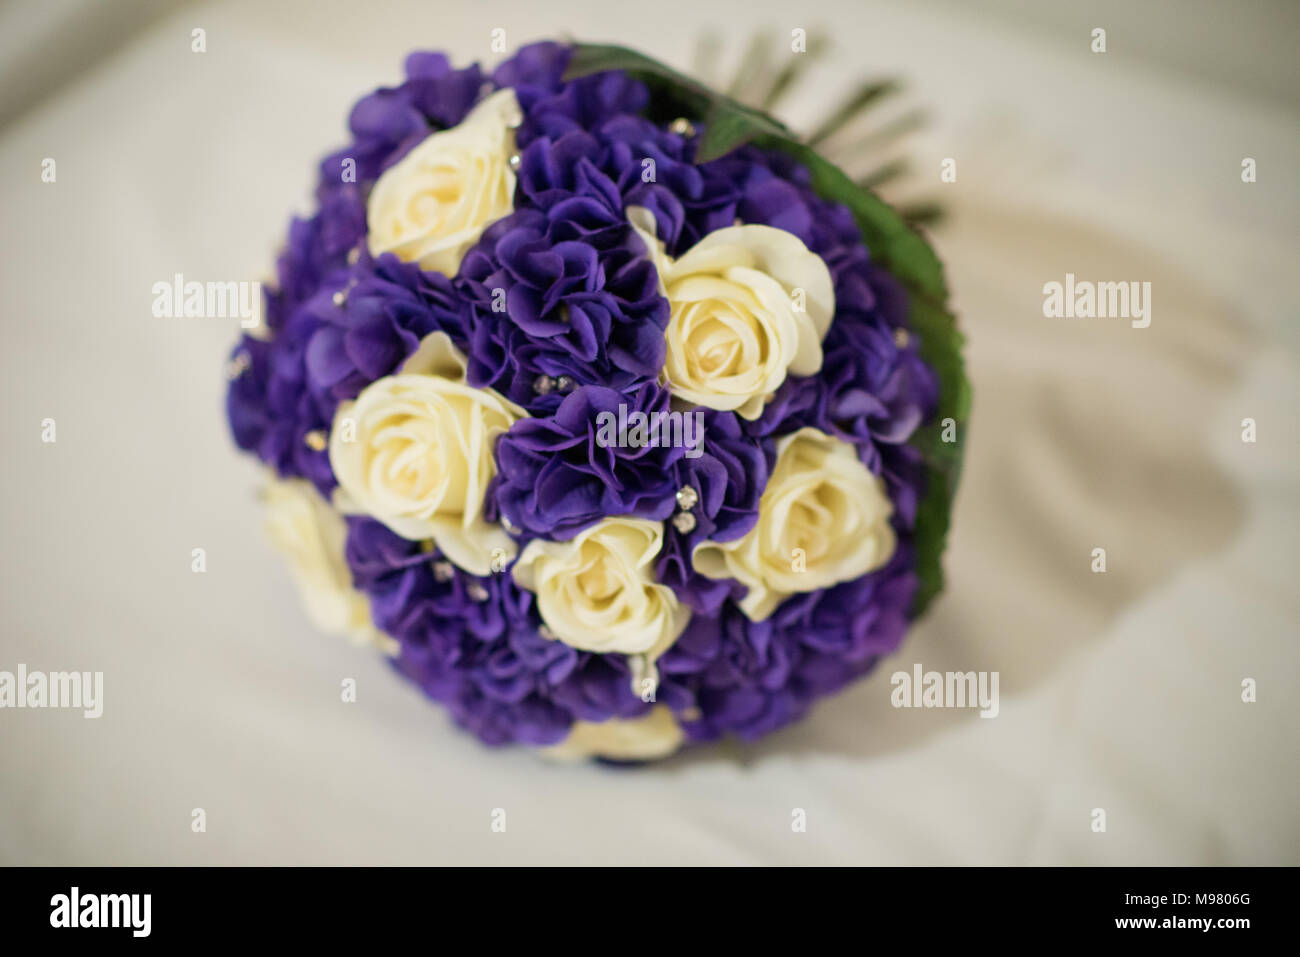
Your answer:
227,43 -> 940,750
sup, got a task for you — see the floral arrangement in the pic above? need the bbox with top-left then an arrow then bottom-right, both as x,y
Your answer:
225,41 -> 968,761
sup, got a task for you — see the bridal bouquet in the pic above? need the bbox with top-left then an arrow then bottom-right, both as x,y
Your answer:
225,41 -> 968,761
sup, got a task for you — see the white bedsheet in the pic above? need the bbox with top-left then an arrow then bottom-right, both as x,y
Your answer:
1,0 -> 1296,865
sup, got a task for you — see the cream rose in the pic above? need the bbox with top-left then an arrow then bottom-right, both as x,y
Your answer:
328,331 -> 524,576
512,517 -> 690,659
262,477 -> 396,654
628,206 -> 834,420
542,706 -> 685,762
367,88 -> 522,276
694,427 -> 896,620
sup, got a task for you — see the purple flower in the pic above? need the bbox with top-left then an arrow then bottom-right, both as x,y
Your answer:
656,411 -> 774,615
493,42 -> 650,149
749,287 -> 938,527
492,383 -> 684,540
660,548 -> 917,742
226,308 -> 336,496
345,516 -> 645,745
316,52 -> 485,195
302,252 -> 470,403
460,196 -> 669,412
268,187 -> 366,326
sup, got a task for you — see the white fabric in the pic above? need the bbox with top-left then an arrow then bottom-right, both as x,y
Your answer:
1,0 -> 1296,865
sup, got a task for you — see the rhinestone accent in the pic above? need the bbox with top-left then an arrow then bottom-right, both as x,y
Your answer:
303,430 -> 327,452
675,486 -> 698,510
538,624 -> 557,641
508,154 -> 521,170
672,511 -> 697,534
670,117 -> 696,137
331,289 -> 347,307
433,561 -> 454,582
467,582 -> 489,602
533,374 -> 555,395
554,375 -> 574,394
893,328 -> 911,348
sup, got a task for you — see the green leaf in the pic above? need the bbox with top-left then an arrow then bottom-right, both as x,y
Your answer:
806,79 -> 899,146
564,42 -> 790,151
899,296 -> 970,615
565,42 -> 970,618
564,43 -> 717,104
753,135 -> 947,301
694,102 -> 788,163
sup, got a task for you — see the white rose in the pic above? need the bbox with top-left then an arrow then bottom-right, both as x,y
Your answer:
628,206 -> 834,420
262,477 -> 396,654
693,427 -> 896,620
366,88 -> 522,276
542,706 -> 685,762
512,517 -> 690,659
328,331 -> 524,576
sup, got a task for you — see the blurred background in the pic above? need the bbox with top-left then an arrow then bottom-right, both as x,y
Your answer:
1,0 -> 1296,864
